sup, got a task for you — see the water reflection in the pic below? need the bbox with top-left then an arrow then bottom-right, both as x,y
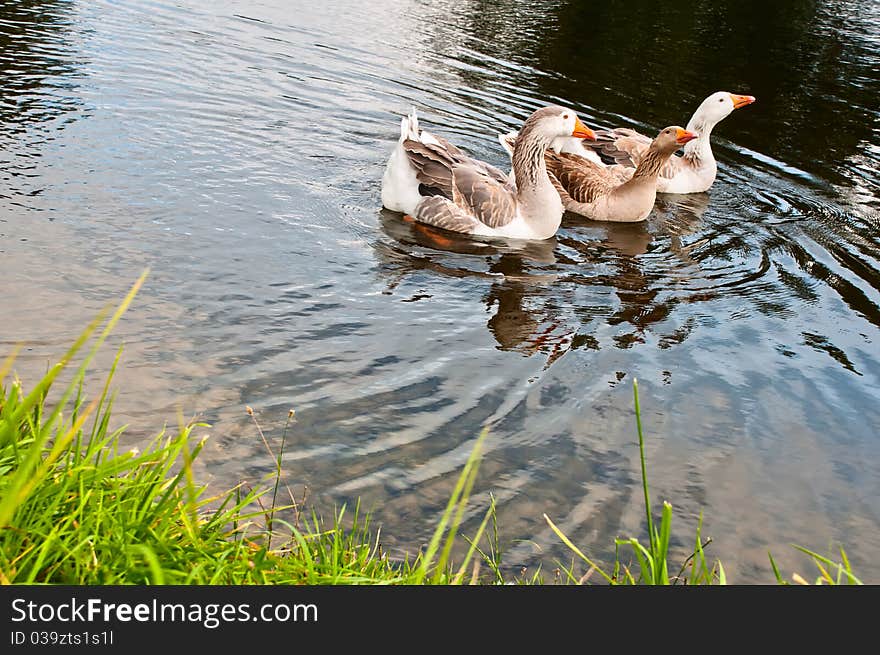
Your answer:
482,253 -> 563,359
0,0 -> 84,211
378,196 -> 710,362
0,0 -> 79,125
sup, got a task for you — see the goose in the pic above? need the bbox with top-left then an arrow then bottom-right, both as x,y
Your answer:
380,105 -> 596,241
543,126 -> 697,222
587,92 -> 756,193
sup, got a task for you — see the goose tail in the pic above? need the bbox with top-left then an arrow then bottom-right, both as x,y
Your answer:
382,107 -> 423,214
400,106 -> 420,142
498,131 -> 518,159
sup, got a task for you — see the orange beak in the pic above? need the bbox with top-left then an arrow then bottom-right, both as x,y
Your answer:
730,93 -> 756,109
675,128 -> 698,145
571,116 -> 596,140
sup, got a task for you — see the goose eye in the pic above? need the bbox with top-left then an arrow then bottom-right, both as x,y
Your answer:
718,98 -> 724,102
562,114 -> 569,120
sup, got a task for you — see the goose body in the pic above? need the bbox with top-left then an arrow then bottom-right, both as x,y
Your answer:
587,92 -> 756,194
381,106 -> 595,241
545,126 -> 697,222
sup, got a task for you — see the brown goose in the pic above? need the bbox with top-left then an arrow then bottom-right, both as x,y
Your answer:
380,106 -> 595,240
587,92 -> 756,193
545,126 -> 697,222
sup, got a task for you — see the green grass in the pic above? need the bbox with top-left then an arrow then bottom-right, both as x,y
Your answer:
0,272 -> 495,584
0,272 -> 863,585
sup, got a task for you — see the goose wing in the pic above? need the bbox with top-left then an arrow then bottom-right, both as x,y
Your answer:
589,128 -> 651,167
411,196 -> 483,234
406,140 -> 518,230
450,164 -> 517,228
404,136 -> 512,197
589,128 -> 684,180
427,132 -> 510,185
545,151 -> 621,205
413,165 -> 517,233
403,138 -> 457,198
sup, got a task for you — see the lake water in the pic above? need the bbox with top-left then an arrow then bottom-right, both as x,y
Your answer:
1,0 -> 878,583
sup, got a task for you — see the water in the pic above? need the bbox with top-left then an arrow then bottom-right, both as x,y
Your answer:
2,0 -> 879,582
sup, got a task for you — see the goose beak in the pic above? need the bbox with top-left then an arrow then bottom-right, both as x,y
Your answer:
730,94 -> 756,109
571,116 -> 596,140
675,128 -> 698,145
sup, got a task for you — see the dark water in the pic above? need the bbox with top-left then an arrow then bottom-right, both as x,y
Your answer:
2,0 -> 879,582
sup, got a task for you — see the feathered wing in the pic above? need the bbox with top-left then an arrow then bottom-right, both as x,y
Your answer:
402,139 -> 457,197
471,158 -> 511,187
427,132 -> 510,185
587,128 -> 650,167
588,128 -> 683,180
450,165 -> 517,228
403,135 -> 511,196
403,137 -> 518,232
544,151 -> 621,205
411,196 -> 482,233
420,131 -> 466,158
411,165 -> 517,233
547,171 -> 573,207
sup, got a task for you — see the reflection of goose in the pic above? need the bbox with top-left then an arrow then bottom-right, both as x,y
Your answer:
564,189 -> 709,259
483,254 -> 566,360
376,198 -> 707,359
377,208 -> 558,262
651,191 -> 712,264
654,190 -> 712,227
587,92 -> 756,194
381,106 -> 595,240
556,221 -> 681,347
376,211 -> 568,361
565,219 -> 655,258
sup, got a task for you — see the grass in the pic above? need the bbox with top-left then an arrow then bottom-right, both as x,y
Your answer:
0,272 -> 863,585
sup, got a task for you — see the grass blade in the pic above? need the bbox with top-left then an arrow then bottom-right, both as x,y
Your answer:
545,513 -> 614,584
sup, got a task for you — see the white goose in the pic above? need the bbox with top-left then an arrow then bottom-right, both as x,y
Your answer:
587,91 -> 756,194
381,105 -> 595,241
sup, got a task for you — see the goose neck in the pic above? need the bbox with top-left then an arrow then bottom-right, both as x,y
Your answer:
511,127 -> 553,192
631,145 -> 669,181
684,112 -> 716,163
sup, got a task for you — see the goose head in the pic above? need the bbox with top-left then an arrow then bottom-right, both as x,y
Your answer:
653,126 -> 698,154
519,105 -> 596,145
512,106 -> 597,188
695,91 -> 756,126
